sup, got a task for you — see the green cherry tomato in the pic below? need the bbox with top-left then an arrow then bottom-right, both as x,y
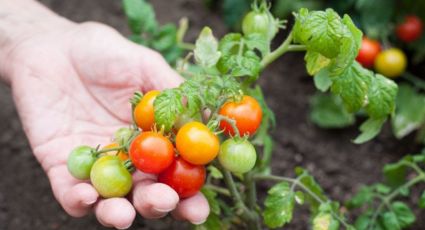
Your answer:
114,127 -> 134,146
67,146 -> 96,180
242,11 -> 277,40
90,156 -> 133,198
218,138 -> 257,174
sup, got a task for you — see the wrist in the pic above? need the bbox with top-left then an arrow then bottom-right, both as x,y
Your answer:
0,0 -> 75,84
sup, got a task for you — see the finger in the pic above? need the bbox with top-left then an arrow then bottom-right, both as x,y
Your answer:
132,180 -> 179,218
47,165 -> 98,217
171,192 -> 210,225
94,198 -> 136,229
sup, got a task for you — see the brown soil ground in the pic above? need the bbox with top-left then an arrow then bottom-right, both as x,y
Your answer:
0,0 -> 423,229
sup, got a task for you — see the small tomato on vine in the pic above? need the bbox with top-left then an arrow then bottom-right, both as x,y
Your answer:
67,146 -> 96,180
219,138 -> 257,174
374,48 -> 407,78
134,90 -> 160,131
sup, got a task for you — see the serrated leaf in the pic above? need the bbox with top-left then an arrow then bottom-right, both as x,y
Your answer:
385,202 -> 415,228
419,191 -> 425,209
152,24 -> 177,52
391,84 -> 425,139
219,51 -> 261,77
207,165 -> 223,179
330,62 -> 371,113
307,51 -> 331,76
312,212 -> 339,230
354,212 -> 373,230
295,191 -> 305,205
194,27 -> 221,68
244,33 -> 270,57
263,182 -> 295,228
310,93 -> 355,128
201,188 -> 220,215
314,68 -> 332,92
123,0 -> 157,34
353,117 -> 386,144
153,89 -> 184,131
382,212 -> 401,230
365,74 -> 398,119
295,167 -> 327,213
218,33 -> 242,55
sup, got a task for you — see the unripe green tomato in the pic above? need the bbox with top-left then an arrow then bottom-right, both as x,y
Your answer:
90,156 -> 133,198
67,146 -> 96,180
218,138 -> 256,174
114,127 -> 134,146
242,11 -> 277,41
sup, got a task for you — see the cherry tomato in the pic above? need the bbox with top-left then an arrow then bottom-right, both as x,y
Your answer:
396,15 -> 423,42
176,121 -> 219,165
218,138 -> 257,174
374,48 -> 407,78
158,157 -> 205,198
90,155 -> 133,198
114,127 -> 134,146
242,11 -> 277,40
356,37 -> 381,68
67,146 -> 96,180
102,143 -> 129,161
134,90 -> 160,131
129,131 -> 174,174
219,96 -> 263,136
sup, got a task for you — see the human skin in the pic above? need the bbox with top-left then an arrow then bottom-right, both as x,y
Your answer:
0,0 -> 209,229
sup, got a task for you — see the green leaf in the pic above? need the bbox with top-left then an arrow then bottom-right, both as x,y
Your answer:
387,202 -> 415,228
306,51 -> 331,76
365,74 -> 398,119
263,182 -> 295,228
312,212 -> 339,230
383,158 -> 408,187
310,93 -> 355,128
295,191 -> 305,205
314,68 -> 332,92
374,183 -> 391,195
153,89 -> 184,131
382,211 -> 401,230
295,167 -> 327,213
201,188 -> 220,215
194,27 -> 221,68
244,33 -> 270,57
122,0 -> 157,34
293,8 -> 344,58
353,117 -> 386,144
152,24 -> 178,52
419,191 -> 425,209
391,84 -> 425,139
207,165 -> 223,179
218,33 -> 242,55
354,212 -> 373,230
346,186 -> 373,209
218,51 -> 261,77
330,62 -> 371,113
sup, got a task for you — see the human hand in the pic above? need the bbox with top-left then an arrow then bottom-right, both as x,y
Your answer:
1,20 -> 209,229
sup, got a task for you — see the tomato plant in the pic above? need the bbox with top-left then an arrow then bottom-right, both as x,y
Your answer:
219,95 -> 263,136
158,157 -> 206,198
129,131 -> 174,174
396,15 -> 423,42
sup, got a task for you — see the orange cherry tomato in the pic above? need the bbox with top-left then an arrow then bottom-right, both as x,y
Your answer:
134,90 -> 160,131
102,143 -> 129,161
176,121 -> 219,165
219,95 -> 263,136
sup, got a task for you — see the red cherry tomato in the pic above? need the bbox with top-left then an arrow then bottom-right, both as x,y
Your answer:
219,96 -> 263,136
158,157 -> 206,198
356,37 -> 381,68
129,131 -> 174,174
396,15 -> 423,42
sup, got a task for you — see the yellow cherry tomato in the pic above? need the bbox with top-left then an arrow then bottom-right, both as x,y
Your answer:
374,48 -> 407,78
134,90 -> 160,131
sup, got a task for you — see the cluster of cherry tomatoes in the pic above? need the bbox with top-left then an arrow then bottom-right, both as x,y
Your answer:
67,90 -> 263,199
356,15 -> 423,78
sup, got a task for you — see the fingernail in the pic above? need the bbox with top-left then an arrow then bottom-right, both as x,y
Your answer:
117,222 -> 132,230
191,219 -> 206,225
153,207 -> 174,213
84,198 -> 97,205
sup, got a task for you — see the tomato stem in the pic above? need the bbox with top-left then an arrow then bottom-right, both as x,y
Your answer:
204,184 -> 231,196
216,115 -> 241,137
94,146 -> 125,157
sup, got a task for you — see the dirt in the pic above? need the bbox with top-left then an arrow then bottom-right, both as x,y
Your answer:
0,0 -> 423,229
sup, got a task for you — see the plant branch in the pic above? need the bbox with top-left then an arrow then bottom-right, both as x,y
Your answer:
244,172 -> 257,210
216,115 -> 241,137
260,31 -> 295,69
204,184 -> 231,197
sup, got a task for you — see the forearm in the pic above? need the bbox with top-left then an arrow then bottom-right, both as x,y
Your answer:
0,0 -> 73,84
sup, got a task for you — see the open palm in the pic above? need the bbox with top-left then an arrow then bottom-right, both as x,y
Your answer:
5,22 -> 209,229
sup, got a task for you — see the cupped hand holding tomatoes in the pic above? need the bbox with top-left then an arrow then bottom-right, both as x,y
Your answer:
158,157 -> 206,198
374,48 -> 407,78
176,121 -> 220,165
356,37 -> 381,68
219,95 -> 263,136
396,15 -> 423,42
129,131 -> 174,174
134,90 -> 160,131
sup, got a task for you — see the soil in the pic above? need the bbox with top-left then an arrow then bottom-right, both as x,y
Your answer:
0,0 -> 423,229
